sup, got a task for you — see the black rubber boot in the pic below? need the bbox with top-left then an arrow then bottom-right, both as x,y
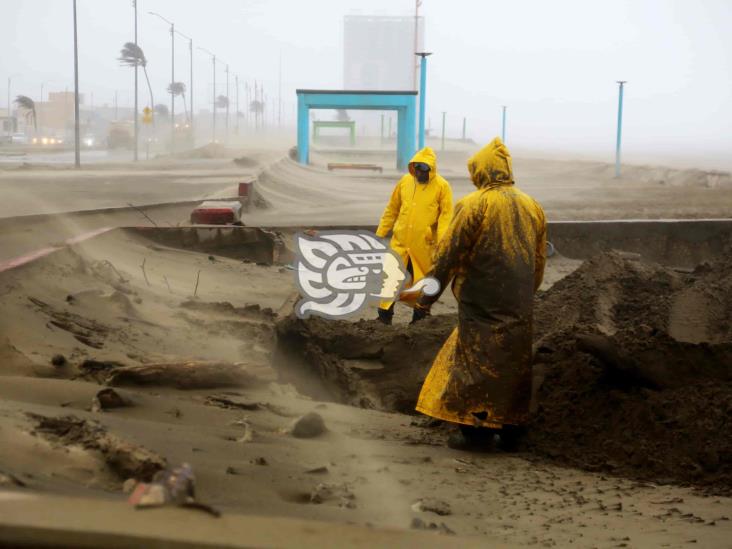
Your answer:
377,307 -> 393,325
497,425 -> 525,452
447,425 -> 497,451
410,307 -> 429,324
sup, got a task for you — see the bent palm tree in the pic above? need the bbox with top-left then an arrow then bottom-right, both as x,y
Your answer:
14,95 -> 37,132
167,82 -> 188,121
118,42 -> 154,124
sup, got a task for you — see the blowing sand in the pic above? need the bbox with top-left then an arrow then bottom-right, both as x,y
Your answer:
0,144 -> 731,547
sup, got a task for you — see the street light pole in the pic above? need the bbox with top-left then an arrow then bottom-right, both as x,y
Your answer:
415,52 -> 431,150
73,0 -> 80,168
133,0 -> 138,161
149,12 -> 176,153
198,47 -> 217,143
235,74 -> 239,135
225,64 -> 229,143
501,105 -> 507,143
615,81 -> 627,178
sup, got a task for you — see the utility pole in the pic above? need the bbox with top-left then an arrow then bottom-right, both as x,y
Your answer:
73,0 -> 80,168
235,74 -> 240,135
415,52 -> 431,149
615,81 -> 627,178
174,29 -> 193,139
501,105 -> 507,142
440,111 -> 446,151
278,52 -> 283,129
114,90 -> 118,120
225,64 -> 229,142
198,47 -> 216,143
149,11 -> 176,153
133,0 -> 138,161
462,117 -> 466,141
413,0 -> 422,90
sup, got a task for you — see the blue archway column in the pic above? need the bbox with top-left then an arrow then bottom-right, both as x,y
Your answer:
296,90 -> 417,171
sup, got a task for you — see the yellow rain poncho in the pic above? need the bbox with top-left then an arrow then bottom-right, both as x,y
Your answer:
416,138 -> 547,428
376,147 -> 453,310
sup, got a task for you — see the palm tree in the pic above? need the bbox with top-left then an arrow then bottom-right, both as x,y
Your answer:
118,42 -> 154,124
14,95 -> 37,132
167,82 -> 188,121
154,104 -> 169,118
216,95 -> 229,109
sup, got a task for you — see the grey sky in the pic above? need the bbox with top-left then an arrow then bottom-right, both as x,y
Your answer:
2,1 -> 730,168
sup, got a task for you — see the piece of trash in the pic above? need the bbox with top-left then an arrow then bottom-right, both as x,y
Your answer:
128,463 -> 220,517
411,498 -> 452,516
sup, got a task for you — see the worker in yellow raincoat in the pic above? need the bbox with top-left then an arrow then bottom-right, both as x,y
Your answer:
375,147 -> 453,325
415,137 -> 547,450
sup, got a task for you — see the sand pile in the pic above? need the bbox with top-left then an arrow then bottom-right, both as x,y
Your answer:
275,251 -> 732,492
528,251 -> 732,493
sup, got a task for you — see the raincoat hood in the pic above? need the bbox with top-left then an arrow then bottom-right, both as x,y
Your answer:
468,137 -> 514,189
408,147 -> 438,182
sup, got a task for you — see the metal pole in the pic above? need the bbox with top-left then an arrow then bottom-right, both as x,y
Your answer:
6,78 -> 9,137
212,56 -> 216,142
170,22 -> 175,153
388,116 -> 392,140
235,74 -> 239,135
413,0 -> 421,90
380,113 -> 384,145
615,81 -> 626,178
225,64 -> 229,142
462,117 -> 466,141
73,0 -> 80,168
416,52 -> 431,150
133,0 -> 138,161
501,105 -> 507,142
278,52 -> 282,128
189,38 -> 193,137
440,111 -> 446,151
114,90 -> 118,120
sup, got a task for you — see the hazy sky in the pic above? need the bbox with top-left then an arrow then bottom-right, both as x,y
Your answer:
2,1 -> 731,168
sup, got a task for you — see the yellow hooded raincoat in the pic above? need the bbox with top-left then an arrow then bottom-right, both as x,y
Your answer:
376,147 -> 453,309
415,138 -> 547,427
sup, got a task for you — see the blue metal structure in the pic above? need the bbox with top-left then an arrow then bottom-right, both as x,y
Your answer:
416,53 -> 431,150
501,105 -> 507,143
615,81 -> 627,178
296,89 -> 417,170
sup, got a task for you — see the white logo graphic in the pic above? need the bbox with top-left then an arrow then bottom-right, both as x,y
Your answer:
293,231 -> 439,319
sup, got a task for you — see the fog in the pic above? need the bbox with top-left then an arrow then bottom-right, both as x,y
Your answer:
2,0 -> 731,168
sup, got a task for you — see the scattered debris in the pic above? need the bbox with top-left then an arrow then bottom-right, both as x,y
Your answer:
206,395 -> 261,411
128,463 -> 220,517
251,457 -> 268,466
309,482 -> 355,508
30,414 -> 166,481
412,498 -> 452,516
91,388 -> 132,412
105,361 -> 263,389
51,354 -> 67,367
291,412 -> 326,439
305,466 -> 329,475
410,517 -> 456,535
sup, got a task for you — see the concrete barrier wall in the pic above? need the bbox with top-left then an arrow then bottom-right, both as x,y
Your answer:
126,219 -> 731,268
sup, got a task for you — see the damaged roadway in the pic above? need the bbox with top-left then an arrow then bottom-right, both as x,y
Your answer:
0,223 -> 730,547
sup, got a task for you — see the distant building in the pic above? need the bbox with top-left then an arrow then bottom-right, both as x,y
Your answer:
343,15 -> 425,91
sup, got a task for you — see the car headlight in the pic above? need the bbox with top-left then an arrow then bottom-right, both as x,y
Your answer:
41,137 -> 48,145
